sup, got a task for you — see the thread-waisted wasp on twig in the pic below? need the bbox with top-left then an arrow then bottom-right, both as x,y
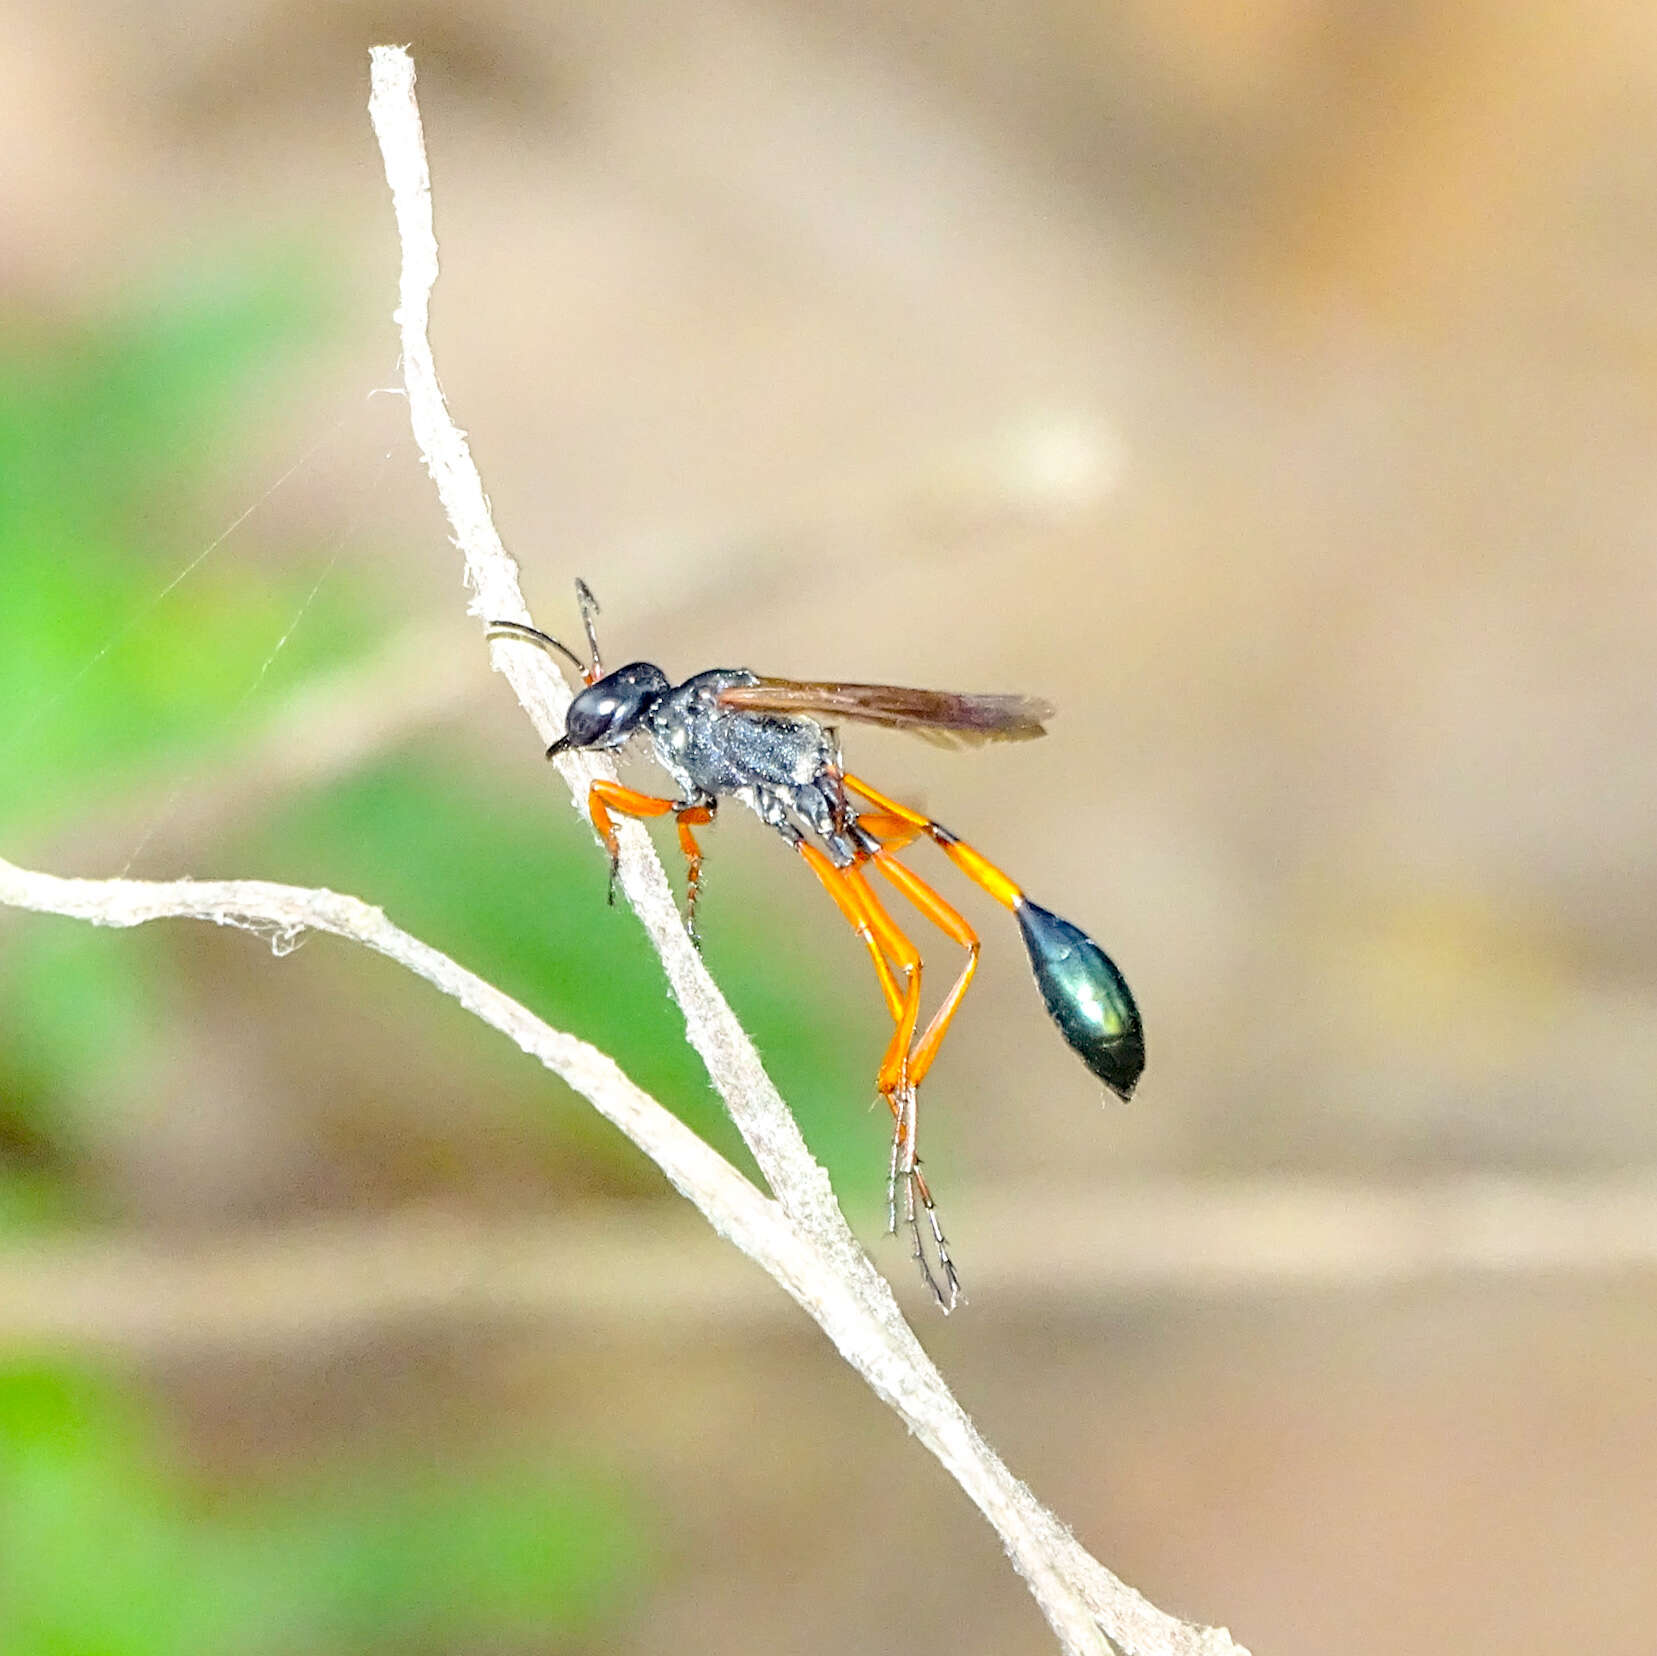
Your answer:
490,581 -> 1144,1310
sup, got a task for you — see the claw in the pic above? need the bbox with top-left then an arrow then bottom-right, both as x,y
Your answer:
685,860 -> 704,951
886,1106 -> 903,1237
884,1085 -> 961,1312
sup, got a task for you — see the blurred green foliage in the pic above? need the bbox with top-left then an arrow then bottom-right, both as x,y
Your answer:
242,752 -> 882,1192
0,1360 -> 643,1655
0,926 -> 165,1226
0,267 -> 356,1228
0,251 -> 896,1656
0,259 -> 354,833
0,266 -> 365,1224
0,259 -> 884,1230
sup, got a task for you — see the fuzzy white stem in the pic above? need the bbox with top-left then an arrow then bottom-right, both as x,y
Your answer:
367,44 -> 1247,1656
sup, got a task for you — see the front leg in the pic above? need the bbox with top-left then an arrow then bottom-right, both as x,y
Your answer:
586,780 -> 681,907
586,782 -> 714,943
673,802 -> 716,948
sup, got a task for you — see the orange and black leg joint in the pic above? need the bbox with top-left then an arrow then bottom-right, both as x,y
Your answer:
845,773 -> 1146,1099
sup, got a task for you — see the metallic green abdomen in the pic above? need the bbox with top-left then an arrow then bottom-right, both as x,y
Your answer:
1015,898 -> 1145,1099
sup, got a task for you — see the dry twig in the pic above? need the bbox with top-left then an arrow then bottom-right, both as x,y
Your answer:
366,47 -> 1245,1656
0,49 -> 1250,1656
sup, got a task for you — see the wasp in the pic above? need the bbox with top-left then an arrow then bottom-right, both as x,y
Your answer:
489,581 -> 1143,1309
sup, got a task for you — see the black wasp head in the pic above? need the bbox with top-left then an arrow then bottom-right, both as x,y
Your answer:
549,662 -> 670,754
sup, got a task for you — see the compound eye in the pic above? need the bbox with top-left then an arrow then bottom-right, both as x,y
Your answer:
559,665 -> 664,749
564,691 -> 628,748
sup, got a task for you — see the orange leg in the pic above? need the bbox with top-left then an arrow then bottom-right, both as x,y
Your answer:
587,779 -> 678,904
588,780 -> 714,940
867,849 -> 980,1090
847,796 -> 985,1088
674,805 -> 716,945
850,866 -> 927,1097
850,811 -> 959,1076
865,850 -> 978,1310
794,839 -> 961,1308
794,843 -> 921,1076
793,847 -> 921,1121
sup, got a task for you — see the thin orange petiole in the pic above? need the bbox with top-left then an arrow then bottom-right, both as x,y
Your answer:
844,772 -> 1025,911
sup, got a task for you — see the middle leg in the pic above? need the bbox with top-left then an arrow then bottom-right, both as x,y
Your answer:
674,803 -> 715,947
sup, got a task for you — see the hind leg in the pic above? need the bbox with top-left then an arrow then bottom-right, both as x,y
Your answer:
793,841 -> 961,1309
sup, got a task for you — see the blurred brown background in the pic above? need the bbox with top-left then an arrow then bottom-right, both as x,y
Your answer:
4,2 -> 1657,1653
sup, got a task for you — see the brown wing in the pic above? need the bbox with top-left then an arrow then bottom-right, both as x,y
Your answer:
716,677 -> 1053,747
